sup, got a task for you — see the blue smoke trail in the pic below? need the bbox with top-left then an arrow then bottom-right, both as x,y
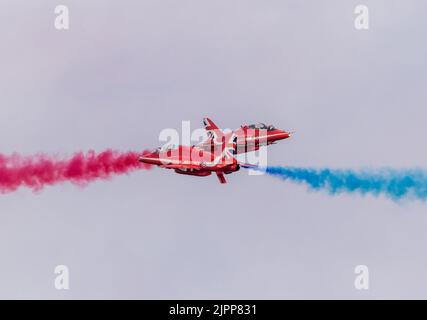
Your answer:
257,166 -> 427,201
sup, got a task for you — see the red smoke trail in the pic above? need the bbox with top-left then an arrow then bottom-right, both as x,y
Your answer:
0,150 -> 152,193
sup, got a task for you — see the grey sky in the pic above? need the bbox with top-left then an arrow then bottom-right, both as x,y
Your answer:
1,0 -> 427,299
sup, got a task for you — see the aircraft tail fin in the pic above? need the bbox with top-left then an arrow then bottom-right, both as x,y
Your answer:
203,117 -> 222,141
203,117 -> 219,131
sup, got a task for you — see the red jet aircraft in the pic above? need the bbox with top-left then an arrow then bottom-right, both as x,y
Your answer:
139,144 -> 242,184
198,118 -> 292,154
139,118 -> 292,184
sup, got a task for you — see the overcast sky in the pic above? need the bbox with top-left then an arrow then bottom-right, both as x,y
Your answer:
1,0 -> 427,299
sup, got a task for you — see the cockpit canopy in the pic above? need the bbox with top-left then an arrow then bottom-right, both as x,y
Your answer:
246,123 -> 276,131
151,144 -> 177,154
150,147 -> 161,154
162,144 -> 177,151
247,123 -> 267,129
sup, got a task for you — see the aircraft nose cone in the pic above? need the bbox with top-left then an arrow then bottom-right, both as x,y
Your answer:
275,130 -> 291,140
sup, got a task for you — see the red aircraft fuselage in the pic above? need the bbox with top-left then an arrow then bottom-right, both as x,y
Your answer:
199,118 -> 291,154
139,145 -> 239,184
